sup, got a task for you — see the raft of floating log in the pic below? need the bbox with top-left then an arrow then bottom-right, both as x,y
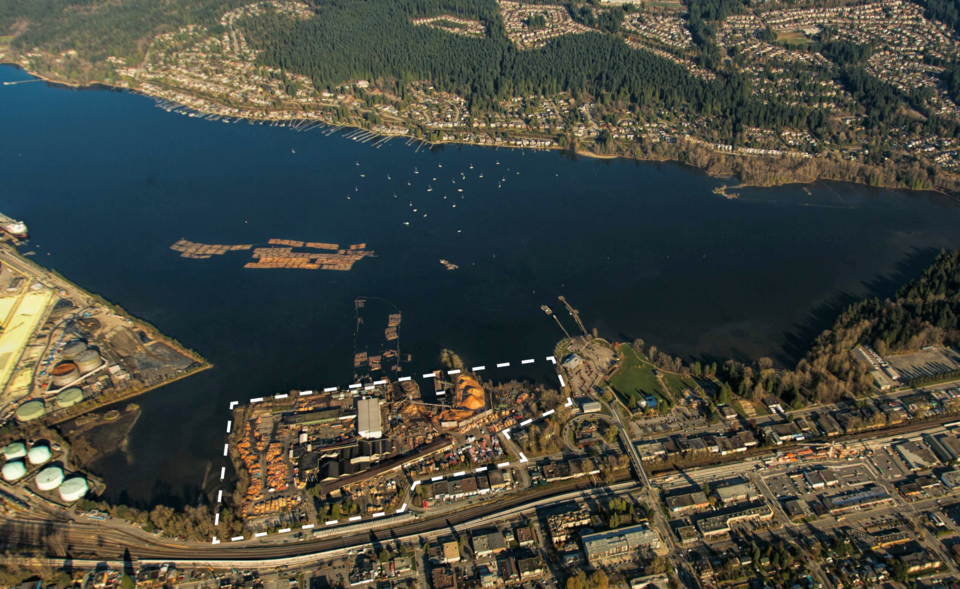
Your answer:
173,239 -> 374,271
388,313 -> 402,327
354,352 -> 368,368
385,326 -> 399,341
170,239 -> 252,258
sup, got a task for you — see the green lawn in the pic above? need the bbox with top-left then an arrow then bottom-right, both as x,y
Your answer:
607,346 -> 666,408
662,372 -> 697,397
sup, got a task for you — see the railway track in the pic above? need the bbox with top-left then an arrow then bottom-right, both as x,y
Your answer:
2,476 -> 631,561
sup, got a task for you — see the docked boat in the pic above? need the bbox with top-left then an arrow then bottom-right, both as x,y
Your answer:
0,213 -> 28,240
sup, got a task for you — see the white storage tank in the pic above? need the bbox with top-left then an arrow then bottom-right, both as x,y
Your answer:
59,477 -> 89,502
74,349 -> 102,374
15,400 -> 45,422
61,341 -> 89,360
35,466 -> 64,491
2,460 -> 26,482
27,445 -> 52,465
56,387 -> 84,408
2,441 -> 26,460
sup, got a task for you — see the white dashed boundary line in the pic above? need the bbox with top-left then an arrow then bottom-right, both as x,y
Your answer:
212,352 -> 572,544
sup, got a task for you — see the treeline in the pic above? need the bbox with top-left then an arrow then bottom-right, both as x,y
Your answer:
75,497 -> 243,542
2,0 -> 245,64
717,250 -> 960,407
910,0 -> 960,34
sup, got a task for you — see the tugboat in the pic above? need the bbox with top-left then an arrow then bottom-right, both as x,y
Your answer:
0,213 -> 28,240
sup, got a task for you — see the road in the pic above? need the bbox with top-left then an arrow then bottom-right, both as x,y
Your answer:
2,477 -> 634,563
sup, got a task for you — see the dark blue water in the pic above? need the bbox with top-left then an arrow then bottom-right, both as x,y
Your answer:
3,65 -> 960,506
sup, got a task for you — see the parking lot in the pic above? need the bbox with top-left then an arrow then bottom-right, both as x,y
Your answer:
873,451 -> 907,478
765,474 -> 799,499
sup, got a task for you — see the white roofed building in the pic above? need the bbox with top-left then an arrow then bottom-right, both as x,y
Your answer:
357,398 -> 383,439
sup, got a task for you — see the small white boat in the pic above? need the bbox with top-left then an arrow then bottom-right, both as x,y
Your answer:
404,222 -> 410,225
414,167 -> 419,174
427,185 -> 433,192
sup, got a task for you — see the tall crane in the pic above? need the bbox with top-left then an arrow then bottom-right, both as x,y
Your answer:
541,305 -> 572,341
558,296 -> 587,336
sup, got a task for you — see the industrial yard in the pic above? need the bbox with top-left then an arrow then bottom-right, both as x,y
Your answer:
0,243 -> 209,511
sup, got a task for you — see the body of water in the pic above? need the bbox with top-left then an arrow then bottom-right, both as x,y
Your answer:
3,65 -> 960,506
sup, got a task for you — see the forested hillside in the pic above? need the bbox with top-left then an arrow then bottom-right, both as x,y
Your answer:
721,250 -> 960,408
0,0 -> 244,64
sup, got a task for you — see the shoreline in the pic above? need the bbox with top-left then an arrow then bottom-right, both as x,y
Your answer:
4,61 -> 958,201
0,245 -> 213,425
44,363 -> 213,426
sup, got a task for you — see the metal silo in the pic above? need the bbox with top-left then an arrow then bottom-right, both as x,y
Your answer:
56,387 -> 84,408
74,349 -> 102,374
61,341 -> 88,361
51,362 -> 81,387
15,400 -> 45,422
35,466 -> 64,491
27,445 -> 52,465
58,477 -> 89,502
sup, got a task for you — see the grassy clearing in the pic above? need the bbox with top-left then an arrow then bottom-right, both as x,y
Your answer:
775,30 -> 814,46
663,372 -> 697,397
607,345 -> 666,408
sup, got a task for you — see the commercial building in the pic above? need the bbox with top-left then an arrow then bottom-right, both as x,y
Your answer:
817,414 -> 842,437
581,524 -> 663,566
636,442 -> 666,462
763,423 -> 804,445
925,434 -> 959,464
902,551 -> 942,574
696,503 -> 774,538
715,483 -> 758,506
473,531 -> 507,558
517,527 -> 535,547
582,401 -> 601,414
442,541 -> 461,564
823,486 -> 892,513
942,468 -> 960,489
517,557 -> 544,580
357,398 -> 382,439
665,492 -> 709,514
432,568 -> 456,589
547,503 -> 592,543
819,469 -> 840,487
895,441 -> 939,471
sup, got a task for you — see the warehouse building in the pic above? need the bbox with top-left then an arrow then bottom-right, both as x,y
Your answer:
715,483 -> 758,506
665,492 -> 709,514
823,486 -> 892,513
357,398 -> 382,439
895,441 -> 939,471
